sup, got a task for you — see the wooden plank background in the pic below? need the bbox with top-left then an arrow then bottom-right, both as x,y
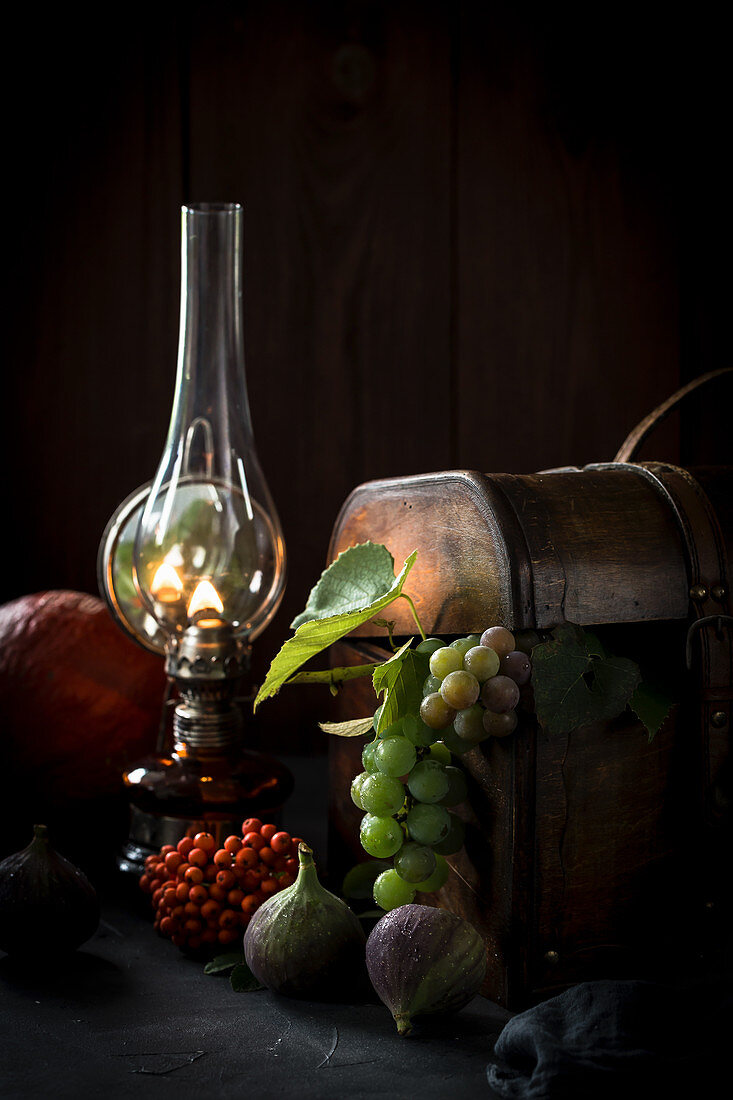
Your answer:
3,2 -> 730,751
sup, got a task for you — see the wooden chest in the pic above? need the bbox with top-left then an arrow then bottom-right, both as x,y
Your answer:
326,389 -> 733,1009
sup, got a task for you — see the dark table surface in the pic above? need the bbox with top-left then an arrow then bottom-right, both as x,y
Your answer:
2,754 -> 728,1099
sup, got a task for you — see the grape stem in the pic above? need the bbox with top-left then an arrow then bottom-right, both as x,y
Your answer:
399,593 -> 426,641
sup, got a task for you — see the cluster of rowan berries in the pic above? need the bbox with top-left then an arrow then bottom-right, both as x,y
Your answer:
139,818 -> 301,950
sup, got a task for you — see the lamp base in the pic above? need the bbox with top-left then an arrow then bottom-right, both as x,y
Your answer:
117,746 -> 294,878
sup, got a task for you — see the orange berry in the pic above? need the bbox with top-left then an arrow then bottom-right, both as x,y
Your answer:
241,818 -> 262,835
184,918 -> 202,934
242,869 -> 262,891
204,863 -> 218,882
270,831 -> 292,854
139,875 -> 152,893
160,916 -> 176,935
218,928 -> 239,945
176,862 -> 191,880
214,848 -> 232,868
235,847 -> 258,868
201,927 -> 218,944
227,888 -> 244,907
154,861 -> 167,880
188,847 -> 208,868
175,882 -> 189,902
219,908 -> 238,929
277,872 -> 294,888
241,894 -> 259,915
184,901 -> 200,917
260,824 -> 277,843
177,836 -> 195,858
193,832 -> 216,854
164,851 -> 183,874
259,847 -> 276,866
261,877 -> 278,896
209,884 -> 227,902
224,835 -> 242,854
152,888 -> 164,907
216,869 -> 236,890
201,899 -> 221,921
185,866 -> 204,885
160,844 -> 176,855
172,905 -> 185,919
189,885 -> 208,905
243,832 -> 265,851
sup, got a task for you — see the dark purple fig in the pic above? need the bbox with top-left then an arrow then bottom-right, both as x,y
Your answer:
0,825 -> 99,955
366,903 -> 486,1035
243,843 -> 366,999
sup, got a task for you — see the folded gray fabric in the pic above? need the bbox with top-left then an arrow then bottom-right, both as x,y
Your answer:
487,979 -> 729,1099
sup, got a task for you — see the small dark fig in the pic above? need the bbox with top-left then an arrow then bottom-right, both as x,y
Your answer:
243,842 -> 366,999
366,903 -> 486,1036
0,824 -> 100,955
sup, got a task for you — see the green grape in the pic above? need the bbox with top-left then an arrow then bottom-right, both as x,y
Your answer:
482,709 -> 518,738
448,637 -> 475,657
402,713 -> 437,748
394,842 -> 436,883
373,868 -> 416,910
440,669 -> 480,709
465,633 -> 482,648
439,725 -> 474,755
406,802 -> 451,845
350,771 -> 369,809
428,741 -> 453,765
407,759 -> 450,803
419,692 -> 456,730
463,645 -> 500,681
374,735 -> 417,777
432,812 -> 465,855
416,637 -> 445,655
362,740 -> 379,773
361,773 -> 406,816
453,703 -> 487,743
414,853 -> 450,893
439,765 -> 468,806
429,646 -> 464,680
422,673 -> 441,696
360,814 -> 404,858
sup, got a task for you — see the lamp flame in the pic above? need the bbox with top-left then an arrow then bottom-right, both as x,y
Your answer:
151,562 -> 183,602
188,580 -> 224,618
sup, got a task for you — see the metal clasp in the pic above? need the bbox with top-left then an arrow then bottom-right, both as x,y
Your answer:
685,615 -> 733,670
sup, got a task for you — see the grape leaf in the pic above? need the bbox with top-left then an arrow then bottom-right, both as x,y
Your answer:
532,623 -> 641,736
630,681 -> 673,742
253,548 -> 417,709
230,963 -> 264,992
373,649 -> 430,734
291,542 -> 401,629
318,717 -> 376,737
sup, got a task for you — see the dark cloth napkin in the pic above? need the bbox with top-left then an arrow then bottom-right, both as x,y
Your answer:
486,979 -> 731,1099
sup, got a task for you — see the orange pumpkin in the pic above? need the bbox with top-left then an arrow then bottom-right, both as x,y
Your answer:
0,591 -> 166,845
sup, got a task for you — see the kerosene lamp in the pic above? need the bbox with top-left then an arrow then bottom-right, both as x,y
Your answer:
99,203 -> 292,874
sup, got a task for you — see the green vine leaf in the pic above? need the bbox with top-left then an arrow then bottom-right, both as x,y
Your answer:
253,547 -> 417,710
531,623 -> 641,736
291,542 -> 404,629
630,681 -> 673,742
373,648 -> 430,734
318,717 -> 376,737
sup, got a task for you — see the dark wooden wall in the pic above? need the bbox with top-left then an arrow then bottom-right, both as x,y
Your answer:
4,2 -> 730,750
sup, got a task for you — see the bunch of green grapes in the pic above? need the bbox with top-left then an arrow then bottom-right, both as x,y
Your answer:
351,626 -> 532,911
